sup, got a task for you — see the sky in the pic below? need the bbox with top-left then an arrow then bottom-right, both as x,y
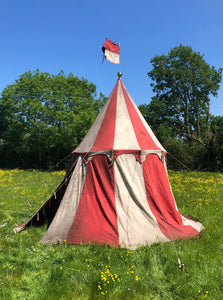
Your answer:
0,0 -> 223,116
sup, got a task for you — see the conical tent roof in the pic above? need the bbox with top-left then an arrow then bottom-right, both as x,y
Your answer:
16,76 -> 204,249
75,78 -> 165,154
74,78 -> 165,153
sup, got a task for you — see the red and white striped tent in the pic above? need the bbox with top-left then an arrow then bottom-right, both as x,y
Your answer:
17,75 -> 204,249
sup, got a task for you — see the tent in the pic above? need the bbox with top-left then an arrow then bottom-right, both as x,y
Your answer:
17,75 -> 204,249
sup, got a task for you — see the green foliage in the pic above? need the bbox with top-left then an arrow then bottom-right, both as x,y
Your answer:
211,116 -> 223,171
0,169 -> 223,299
0,70 -> 106,169
139,103 -> 177,144
140,45 -> 223,171
148,45 -> 222,145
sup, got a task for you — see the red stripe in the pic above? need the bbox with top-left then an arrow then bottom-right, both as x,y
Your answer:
102,39 -> 120,54
90,81 -> 118,151
112,150 -> 142,162
143,154 -> 200,240
120,81 -> 161,150
67,155 -> 119,246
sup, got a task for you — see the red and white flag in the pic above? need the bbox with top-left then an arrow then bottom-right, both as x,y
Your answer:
102,38 -> 120,64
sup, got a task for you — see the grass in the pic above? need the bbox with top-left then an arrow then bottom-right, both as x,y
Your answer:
0,169 -> 222,299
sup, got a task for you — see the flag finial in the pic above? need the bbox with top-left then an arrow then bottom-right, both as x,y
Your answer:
117,72 -> 122,78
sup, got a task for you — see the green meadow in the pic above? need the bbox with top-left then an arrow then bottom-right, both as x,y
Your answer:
0,169 -> 222,299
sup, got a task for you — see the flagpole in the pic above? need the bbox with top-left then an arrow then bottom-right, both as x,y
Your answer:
117,42 -> 122,78
119,42 -> 121,74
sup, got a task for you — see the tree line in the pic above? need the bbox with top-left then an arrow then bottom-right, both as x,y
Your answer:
0,70 -> 106,169
0,46 -> 223,171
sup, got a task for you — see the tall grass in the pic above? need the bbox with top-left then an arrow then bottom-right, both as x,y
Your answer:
0,169 -> 222,299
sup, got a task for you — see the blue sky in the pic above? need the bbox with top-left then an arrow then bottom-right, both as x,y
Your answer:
1,0 -> 223,116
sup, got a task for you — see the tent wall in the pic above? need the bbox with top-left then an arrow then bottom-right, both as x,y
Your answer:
18,156 -> 78,231
114,154 -> 169,249
142,154 -> 203,240
40,156 -> 87,243
67,154 -> 119,246
39,153 -> 203,249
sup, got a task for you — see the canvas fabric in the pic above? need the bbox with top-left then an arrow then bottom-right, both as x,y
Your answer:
40,152 -> 204,249
104,49 -> 120,64
40,156 -> 87,243
102,38 -> 120,64
75,79 -> 166,154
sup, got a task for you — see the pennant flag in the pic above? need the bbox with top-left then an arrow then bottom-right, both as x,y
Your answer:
102,38 -> 120,64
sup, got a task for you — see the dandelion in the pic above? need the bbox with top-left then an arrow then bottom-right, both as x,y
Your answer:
60,266 -> 63,269
135,276 -> 139,281
35,269 -> 43,276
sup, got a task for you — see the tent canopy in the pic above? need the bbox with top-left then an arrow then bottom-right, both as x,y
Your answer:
17,76 -> 204,249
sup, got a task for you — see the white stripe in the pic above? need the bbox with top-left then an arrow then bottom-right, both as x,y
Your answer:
104,49 -> 120,64
113,81 -> 140,150
40,156 -> 87,243
114,154 -> 169,249
181,216 -> 204,232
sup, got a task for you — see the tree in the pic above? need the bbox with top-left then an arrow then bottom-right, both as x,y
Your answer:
147,45 -> 222,146
0,70 -> 106,169
211,116 -> 223,171
138,46 -> 223,170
